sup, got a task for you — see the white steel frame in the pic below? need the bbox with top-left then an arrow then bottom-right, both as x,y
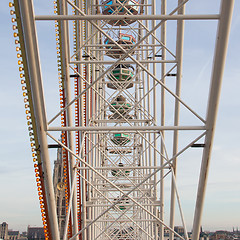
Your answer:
14,0 -> 234,239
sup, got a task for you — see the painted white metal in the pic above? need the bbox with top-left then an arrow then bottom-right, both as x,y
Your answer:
17,0 -> 60,239
58,1 -> 79,238
192,1 -> 235,239
46,133 -> 181,239
159,0 -> 166,238
169,1 -> 185,239
35,14 -> 220,21
15,0 -> 234,239
48,126 -> 206,131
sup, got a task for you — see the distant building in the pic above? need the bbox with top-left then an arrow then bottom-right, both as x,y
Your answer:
0,222 -> 8,239
162,226 -> 211,240
18,236 -> 28,240
199,227 -> 209,240
209,230 -> 235,240
53,147 -> 66,239
174,226 -> 185,236
21,232 -> 27,237
233,228 -> 240,235
8,231 -> 20,240
162,226 -> 187,240
27,226 -> 45,240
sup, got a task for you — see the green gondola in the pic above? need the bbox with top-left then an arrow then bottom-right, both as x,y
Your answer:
113,195 -> 130,211
111,133 -> 131,145
111,162 -> 131,177
107,64 -> 134,89
109,95 -> 131,115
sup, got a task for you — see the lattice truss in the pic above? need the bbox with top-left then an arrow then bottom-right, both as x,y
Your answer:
10,0 -> 234,239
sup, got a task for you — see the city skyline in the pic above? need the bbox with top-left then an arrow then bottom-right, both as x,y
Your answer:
0,0 -> 240,234
1,220 -> 240,237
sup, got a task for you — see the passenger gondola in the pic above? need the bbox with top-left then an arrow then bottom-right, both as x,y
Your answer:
107,64 -> 134,89
101,0 -> 141,26
104,33 -> 136,59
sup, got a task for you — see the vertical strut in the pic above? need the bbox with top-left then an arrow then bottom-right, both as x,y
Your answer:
160,0 -> 166,238
11,0 -> 235,239
58,0 -> 79,238
17,0 -> 60,239
192,0 -> 234,239
169,1 -> 185,239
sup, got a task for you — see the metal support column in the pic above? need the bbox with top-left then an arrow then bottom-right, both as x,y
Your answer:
59,0 -> 79,238
169,1 -> 185,239
160,0 -> 166,239
18,0 -> 60,239
192,1 -> 235,239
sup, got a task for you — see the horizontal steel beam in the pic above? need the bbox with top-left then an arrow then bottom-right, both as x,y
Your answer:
48,126 -> 206,132
35,14 -> 220,21
69,60 -> 177,64
86,219 -> 161,222
93,119 -> 152,123
76,166 -> 168,170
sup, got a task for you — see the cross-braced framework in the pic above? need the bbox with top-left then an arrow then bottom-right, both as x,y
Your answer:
10,0 -> 234,239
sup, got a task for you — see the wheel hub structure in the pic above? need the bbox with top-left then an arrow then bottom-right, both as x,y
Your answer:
9,0 -> 234,240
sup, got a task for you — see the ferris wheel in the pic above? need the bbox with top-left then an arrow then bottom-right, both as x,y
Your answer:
9,0 -> 234,239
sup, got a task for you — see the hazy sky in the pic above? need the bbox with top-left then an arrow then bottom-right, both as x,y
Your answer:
0,0 -> 240,233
